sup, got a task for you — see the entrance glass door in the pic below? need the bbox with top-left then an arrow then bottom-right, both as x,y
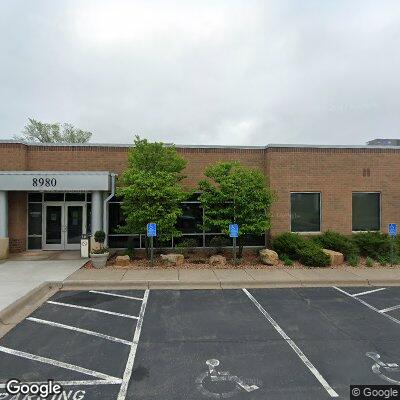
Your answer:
65,204 -> 85,250
44,205 -> 63,249
43,202 -> 86,250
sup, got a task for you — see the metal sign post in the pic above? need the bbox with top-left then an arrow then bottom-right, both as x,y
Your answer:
229,224 -> 239,266
389,223 -> 397,266
147,223 -> 157,267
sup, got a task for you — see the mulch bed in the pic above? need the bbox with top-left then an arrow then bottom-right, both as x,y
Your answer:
81,251 -> 400,270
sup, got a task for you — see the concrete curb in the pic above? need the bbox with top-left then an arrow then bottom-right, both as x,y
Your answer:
1,275 -> 400,339
0,281 -> 61,340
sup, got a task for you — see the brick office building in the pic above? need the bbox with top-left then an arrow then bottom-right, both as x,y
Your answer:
0,140 -> 397,257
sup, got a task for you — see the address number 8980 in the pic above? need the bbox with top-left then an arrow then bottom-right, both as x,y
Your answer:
32,177 -> 57,187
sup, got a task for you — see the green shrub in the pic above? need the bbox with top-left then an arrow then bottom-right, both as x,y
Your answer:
312,231 -> 358,260
352,232 -> 391,259
273,232 -> 330,267
176,238 -> 198,248
348,254 -> 359,267
94,230 -> 106,244
175,238 -> 198,254
272,232 -> 303,259
209,236 -> 231,254
123,238 -> 135,259
366,257 -> 374,268
281,254 -> 294,266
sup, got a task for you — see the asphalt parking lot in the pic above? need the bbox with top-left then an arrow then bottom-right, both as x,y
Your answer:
1,286 -> 400,399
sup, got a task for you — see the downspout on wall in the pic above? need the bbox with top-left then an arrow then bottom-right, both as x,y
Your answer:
103,173 -> 117,247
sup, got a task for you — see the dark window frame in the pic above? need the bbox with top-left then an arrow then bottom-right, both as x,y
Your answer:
290,192 -> 321,233
352,192 -> 381,232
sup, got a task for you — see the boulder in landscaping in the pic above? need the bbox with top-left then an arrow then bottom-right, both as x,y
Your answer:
259,248 -> 279,265
160,253 -> 184,266
322,249 -> 344,266
115,255 -> 130,267
209,255 -> 226,266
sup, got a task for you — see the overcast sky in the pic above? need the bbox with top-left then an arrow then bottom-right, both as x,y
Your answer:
1,0 -> 400,146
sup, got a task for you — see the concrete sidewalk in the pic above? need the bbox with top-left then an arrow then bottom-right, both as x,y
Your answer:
64,267 -> 400,289
0,259 -> 86,312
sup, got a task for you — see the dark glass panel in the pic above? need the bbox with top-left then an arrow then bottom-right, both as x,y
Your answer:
67,206 -> 83,244
176,203 -> 203,233
28,203 -> 42,235
109,203 -> 126,234
28,193 -> 43,202
44,193 -> 64,201
108,235 -> 140,249
65,193 -> 85,202
352,193 -> 380,231
291,193 -> 321,232
46,206 -> 62,244
28,236 -> 42,250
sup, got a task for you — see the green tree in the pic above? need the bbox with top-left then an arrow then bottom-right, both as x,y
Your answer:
199,162 -> 275,258
117,136 -> 188,255
14,118 -> 92,143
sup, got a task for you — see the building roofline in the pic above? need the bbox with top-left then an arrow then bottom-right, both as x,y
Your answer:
1,139 -> 400,150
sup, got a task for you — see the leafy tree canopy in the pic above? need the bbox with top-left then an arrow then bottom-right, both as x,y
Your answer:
199,162 -> 275,255
14,118 -> 92,143
117,136 -> 188,241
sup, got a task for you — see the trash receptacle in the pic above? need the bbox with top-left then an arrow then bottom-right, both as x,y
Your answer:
81,234 -> 90,258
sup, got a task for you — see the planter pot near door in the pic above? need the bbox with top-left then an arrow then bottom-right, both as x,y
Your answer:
90,252 -> 110,269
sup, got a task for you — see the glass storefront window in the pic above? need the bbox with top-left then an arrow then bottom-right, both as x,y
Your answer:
44,193 -> 64,201
28,193 -> 43,202
176,202 -> 203,233
352,192 -> 380,231
291,192 -> 321,232
109,203 -> 126,234
65,193 -> 86,202
108,235 -> 140,249
28,237 -> 42,250
28,203 -> 42,235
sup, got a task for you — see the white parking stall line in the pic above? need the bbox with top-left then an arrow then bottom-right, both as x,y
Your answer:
352,288 -> 386,297
333,287 -> 400,326
0,346 -> 122,382
0,380 -> 121,389
243,288 -> 339,398
27,317 -> 133,346
47,301 -> 139,320
380,304 -> 400,313
90,290 -> 144,301
117,289 -> 150,400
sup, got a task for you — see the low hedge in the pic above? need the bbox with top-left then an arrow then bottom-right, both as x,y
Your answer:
351,232 -> 393,259
312,231 -> 359,260
272,232 -> 330,267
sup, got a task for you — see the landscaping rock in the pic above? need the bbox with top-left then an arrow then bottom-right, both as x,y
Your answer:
209,255 -> 226,266
323,249 -> 344,266
161,253 -> 184,266
259,248 -> 279,265
115,255 -> 130,267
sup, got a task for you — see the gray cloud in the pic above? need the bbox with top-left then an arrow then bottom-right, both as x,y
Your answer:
1,0 -> 400,145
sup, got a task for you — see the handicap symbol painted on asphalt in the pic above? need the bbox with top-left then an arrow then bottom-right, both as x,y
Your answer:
366,352 -> 400,384
196,359 -> 261,398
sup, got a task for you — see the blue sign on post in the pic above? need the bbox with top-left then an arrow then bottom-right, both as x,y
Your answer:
389,223 -> 397,237
229,224 -> 239,238
147,223 -> 157,237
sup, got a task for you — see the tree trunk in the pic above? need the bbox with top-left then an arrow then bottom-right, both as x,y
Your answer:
238,236 -> 244,259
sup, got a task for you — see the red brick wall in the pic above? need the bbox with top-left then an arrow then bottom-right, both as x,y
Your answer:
0,143 -> 27,170
2,142 -> 400,251
178,147 -> 265,187
8,191 -> 27,252
267,147 -> 400,236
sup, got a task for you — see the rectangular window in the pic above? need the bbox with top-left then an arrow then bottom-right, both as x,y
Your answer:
352,192 -> 380,231
291,192 -> 321,232
27,194 -> 43,250
176,202 -> 203,233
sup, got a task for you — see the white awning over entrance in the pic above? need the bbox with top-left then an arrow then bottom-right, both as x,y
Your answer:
0,171 -> 112,191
